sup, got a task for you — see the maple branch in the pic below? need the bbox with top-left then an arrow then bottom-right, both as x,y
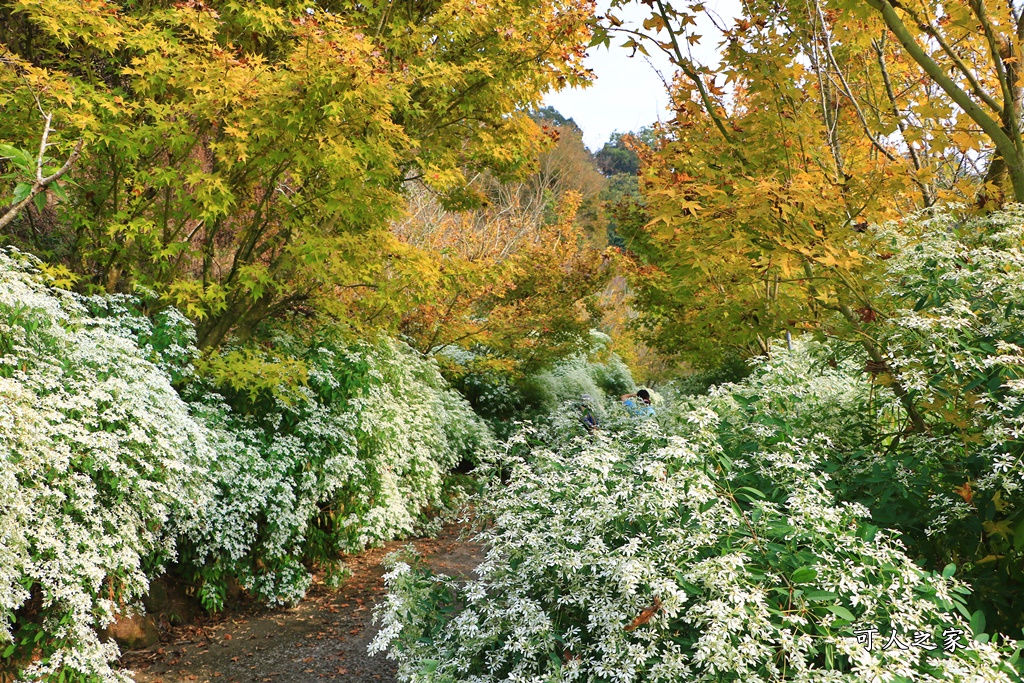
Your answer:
648,0 -> 734,143
865,0 -> 1024,200
899,5 -> 1004,117
0,114 -> 82,231
810,6 -> 936,205
872,36 -> 935,205
969,0 -> 1017,130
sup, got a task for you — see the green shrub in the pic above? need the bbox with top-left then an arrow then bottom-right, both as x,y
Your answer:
0,249 -> 211,682
372,402 -> 1021,682
178,335 -> 494,608
441,331 -> 635,438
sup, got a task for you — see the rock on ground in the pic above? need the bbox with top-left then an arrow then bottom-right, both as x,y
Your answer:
121,524 -> 481,683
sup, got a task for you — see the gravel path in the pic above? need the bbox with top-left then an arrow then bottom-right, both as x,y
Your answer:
121,524 -> 481,683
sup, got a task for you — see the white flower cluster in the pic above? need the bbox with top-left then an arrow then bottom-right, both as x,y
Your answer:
0,248 -> 495,678
371,349 -> 1018,682
0,249 -> 211,681
179,336 -> 494,606
873,208 -> 1024,499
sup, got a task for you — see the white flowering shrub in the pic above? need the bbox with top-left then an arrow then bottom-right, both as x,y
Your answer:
653,207 -> 1024,638
0,249 -> 211,681
856,206 -> 1024,635
372,399 -> 1023,682
441,331 -> 635,439
73,290 -> 198,385
178,335 -> 494,608
521,331 -> 634,417
666,339 -> 886,455
0,246 -> 495,680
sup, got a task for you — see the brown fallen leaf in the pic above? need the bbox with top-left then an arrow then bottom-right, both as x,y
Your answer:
624,597 -> 662,632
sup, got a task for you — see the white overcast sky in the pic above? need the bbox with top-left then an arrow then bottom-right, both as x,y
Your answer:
543,0 -> 741,150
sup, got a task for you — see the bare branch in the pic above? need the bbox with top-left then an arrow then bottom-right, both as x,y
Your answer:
0,115 -> 82,232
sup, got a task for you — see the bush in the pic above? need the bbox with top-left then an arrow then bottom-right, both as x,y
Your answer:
670,354 -> 753,397
519,331 -> 635,420
0,247 -> 496,679
440,331 -> 635,439
0,249 -> 211,682
851,207 -> 1024,634
371,345 -> 1022,682
178,335 -> 494,608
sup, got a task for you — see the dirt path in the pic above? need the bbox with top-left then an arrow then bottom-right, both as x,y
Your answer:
122,524 -> 481,683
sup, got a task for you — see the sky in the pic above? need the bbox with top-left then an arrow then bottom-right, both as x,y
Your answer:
543,0 -> 741,150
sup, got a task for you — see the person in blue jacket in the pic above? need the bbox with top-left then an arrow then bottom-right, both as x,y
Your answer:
621,389 -> 655,417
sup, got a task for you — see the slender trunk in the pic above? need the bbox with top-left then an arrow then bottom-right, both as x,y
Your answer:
838,304 -> 928,433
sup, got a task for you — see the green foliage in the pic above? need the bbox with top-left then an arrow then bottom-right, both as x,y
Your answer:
0,0 -> 595,348
669,355 -> 753,397
0,141 -> 73,217
594,131 -> 648,177
853,207 -> 1024,635
0,248 -> 211,681
530,107 -> 582,133
441,331 -> 635,438
178,334 -> 494,607
372,369 -> 1023,681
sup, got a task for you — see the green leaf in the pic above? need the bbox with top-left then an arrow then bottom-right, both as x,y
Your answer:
587,28 -> 608,48
942,563 -> 956,578
419,660 -> 439,674
803,590 -> 838,601
791,567 -> 817,584
11,182 -> 31,206
33,191 -> 46,213
2,643 -> 15,658
970,609 -> 986,636
825,605 -> 856,622
734,486 -> 766,501
50,181 -> 68,202
0,144 -> 34,171
1014,521 -> 1024,551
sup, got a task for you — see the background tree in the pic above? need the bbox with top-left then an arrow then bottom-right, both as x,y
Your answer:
0,0 -> 594,348
592,0 -> 1022,429
391,119 -> 612,375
